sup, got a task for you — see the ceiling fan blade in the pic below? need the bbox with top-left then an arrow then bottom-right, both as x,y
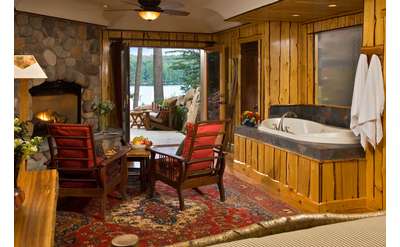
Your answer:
160,1 -> 184,9
104,8 -> 137,12
121,0 -> 141,7
163,9 -> 190,16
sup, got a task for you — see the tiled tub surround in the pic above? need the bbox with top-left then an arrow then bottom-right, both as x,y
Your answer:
269,104 -> 351,128
236,126 -> 364,161
233,105 -> 367,213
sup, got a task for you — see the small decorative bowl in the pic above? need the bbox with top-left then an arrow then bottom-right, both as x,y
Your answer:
131,144 -> 147,149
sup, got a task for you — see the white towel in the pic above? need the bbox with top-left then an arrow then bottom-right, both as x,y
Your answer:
358,55 -> 385,149
350,54 -> 368,136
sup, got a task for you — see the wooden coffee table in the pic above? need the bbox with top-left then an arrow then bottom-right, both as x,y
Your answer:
126,148 -> 150,191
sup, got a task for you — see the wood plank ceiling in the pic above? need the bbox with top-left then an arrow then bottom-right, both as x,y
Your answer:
226,0 -> 364,23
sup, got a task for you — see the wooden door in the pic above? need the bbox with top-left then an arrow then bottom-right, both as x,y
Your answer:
201,46 -> 225,121
110,42 -> 130,143
240,41 -> 260,113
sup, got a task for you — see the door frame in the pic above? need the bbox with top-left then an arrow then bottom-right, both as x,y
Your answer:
121,44 -> 130,143
200,45 -> 226,121
238,36 -> 263,120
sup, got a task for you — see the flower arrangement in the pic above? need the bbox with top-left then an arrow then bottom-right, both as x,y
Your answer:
14,118 -> 43,183
94,100 -> 115,131
241,111 -> 260,127
94,100 -> 115,116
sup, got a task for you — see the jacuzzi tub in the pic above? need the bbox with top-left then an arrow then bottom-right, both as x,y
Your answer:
258,118 -> 360,145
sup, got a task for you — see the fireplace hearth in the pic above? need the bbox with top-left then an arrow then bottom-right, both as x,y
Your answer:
29,80 -> 82,136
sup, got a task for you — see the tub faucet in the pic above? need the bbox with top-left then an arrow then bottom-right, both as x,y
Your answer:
278,111 -> 298,131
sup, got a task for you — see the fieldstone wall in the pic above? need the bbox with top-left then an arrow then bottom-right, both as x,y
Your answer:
14,11 -> 102,129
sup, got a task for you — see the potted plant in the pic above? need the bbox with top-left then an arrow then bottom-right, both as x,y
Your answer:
14,117 -> 43,209
94,100 -> 115,132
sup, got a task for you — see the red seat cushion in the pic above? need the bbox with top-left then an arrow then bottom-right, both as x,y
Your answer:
58,156 -> 111,188
48,124 -> 96,168
181,122 -> 223,172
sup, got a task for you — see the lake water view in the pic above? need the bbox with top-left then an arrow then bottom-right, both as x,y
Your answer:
130,85 -> 185,109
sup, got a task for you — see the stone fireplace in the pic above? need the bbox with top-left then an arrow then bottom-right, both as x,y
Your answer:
14,11 -> 103,169
30,80 -> 82,122
29,80 -> 82,136
14,11 -> 102,131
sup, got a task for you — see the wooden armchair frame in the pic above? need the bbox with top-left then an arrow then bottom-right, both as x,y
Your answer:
47,123 -> 129,218
148,120 -> 226,210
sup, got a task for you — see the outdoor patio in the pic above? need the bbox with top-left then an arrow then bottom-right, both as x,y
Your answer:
130,127 -> 185,145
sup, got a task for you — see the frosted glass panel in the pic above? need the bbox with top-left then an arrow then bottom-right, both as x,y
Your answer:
316,26 -> 362,106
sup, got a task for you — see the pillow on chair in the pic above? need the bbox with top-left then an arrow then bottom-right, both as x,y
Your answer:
163,97 -> 177,107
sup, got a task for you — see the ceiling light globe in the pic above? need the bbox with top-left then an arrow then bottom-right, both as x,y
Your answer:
138,11 -> 161,21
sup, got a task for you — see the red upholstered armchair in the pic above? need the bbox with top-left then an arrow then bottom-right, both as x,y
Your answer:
148,120 -> 226,210
47,123 -> 130,217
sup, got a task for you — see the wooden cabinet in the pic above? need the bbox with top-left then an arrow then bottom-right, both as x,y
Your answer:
233,134 -> 367,213
15,163 -> 58,247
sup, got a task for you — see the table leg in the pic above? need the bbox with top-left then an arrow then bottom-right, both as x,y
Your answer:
133,115 -> 139,129
130,114 -> 134,128
138,114 -> 145,128
147,154 -> 156,198
139,158 -> 145,191
120,157 -> 128,199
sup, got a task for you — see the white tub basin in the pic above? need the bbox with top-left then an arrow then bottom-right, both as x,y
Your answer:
258,118 -> 359,145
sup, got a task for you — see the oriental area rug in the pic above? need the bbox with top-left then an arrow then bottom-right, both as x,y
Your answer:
55,173 -> 298,247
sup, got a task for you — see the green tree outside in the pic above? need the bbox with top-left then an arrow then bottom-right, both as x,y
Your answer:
129,48 -> 200,92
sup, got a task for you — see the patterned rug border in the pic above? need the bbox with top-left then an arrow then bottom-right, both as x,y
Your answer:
55,173 -> 299,247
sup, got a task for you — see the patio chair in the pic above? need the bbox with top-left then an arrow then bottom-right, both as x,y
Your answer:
47,123 -> 130,218
144,98 -> 178,130
148,120 -> 226,210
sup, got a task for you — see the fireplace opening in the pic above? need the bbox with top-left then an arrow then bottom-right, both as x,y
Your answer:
29,80 -> 82,136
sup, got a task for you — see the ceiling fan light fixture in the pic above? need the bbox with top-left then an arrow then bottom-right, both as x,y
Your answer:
138,10 -> 161,21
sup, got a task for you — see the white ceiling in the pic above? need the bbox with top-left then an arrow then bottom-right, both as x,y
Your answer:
15,0 -> 278,33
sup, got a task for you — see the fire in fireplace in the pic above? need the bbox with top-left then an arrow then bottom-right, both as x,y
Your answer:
35,110 -> 54,122
29,80 -> 82,136
34,109 -> 67,123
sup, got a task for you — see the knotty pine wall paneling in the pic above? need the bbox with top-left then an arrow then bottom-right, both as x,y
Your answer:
217,13 -> 363,124
362,0 -> 386,210
217,21 -> 301,125
220,8 -> 388,211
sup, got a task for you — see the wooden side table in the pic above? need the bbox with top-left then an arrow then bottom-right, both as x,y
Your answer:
126,148 -> 150,191
130,111 -> 145,128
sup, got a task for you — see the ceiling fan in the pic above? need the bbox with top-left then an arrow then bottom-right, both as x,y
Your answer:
105,0 -> 190,21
